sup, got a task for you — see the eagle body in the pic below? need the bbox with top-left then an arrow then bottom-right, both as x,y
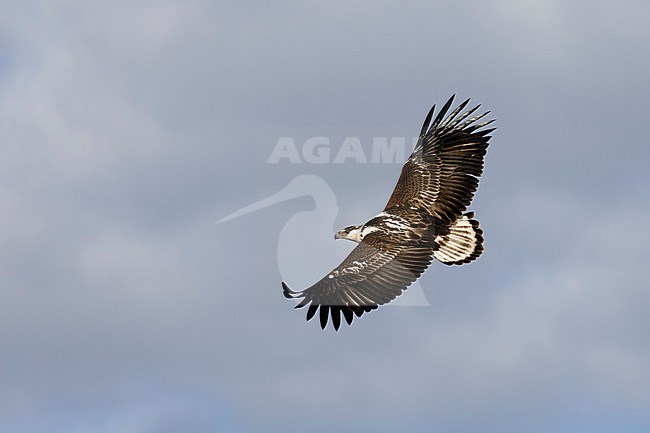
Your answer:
336,209 -> 440,245
283,95 -> 495,330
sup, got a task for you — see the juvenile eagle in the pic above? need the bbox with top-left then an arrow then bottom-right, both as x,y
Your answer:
283,95 -> 495,330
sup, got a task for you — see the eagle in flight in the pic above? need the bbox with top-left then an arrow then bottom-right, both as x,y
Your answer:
283,95 -> 495,330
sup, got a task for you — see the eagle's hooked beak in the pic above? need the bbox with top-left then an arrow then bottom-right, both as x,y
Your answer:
334,230 -> 343,240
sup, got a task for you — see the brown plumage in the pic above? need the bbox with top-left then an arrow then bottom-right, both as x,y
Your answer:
283,95 -> 495,330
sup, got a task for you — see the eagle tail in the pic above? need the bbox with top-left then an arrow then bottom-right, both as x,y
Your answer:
433,212 -> 484,265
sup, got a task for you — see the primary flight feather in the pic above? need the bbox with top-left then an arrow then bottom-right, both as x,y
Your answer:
283,95 -> 495,330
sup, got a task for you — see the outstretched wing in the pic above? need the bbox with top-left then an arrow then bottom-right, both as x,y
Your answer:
384,95 -> 495,223
283,232 -> 434,330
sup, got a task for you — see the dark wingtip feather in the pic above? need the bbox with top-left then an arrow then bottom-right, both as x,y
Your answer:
342,307 -> 354,325
476,127 -> 496,138
282,282 -> 302,299
331,308 -> 341,331
477,119 -> 496,128
306,304 -> 318,321
319,306 -> 329,329
440,98 -> 470,129
294,297 -> 309,309
420,104 -> 436,137
431,95 -> 456,129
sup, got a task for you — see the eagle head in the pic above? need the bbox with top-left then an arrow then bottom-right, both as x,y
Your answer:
334,225 -> 364,242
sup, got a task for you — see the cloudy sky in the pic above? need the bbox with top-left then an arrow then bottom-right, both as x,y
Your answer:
2,1 -> 650,432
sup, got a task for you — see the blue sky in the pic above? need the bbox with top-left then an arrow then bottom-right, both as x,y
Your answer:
1,1 -> 650,432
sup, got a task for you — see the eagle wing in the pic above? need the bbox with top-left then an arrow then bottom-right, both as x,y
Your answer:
384,95 -> 495,223
283,231 -> 435,330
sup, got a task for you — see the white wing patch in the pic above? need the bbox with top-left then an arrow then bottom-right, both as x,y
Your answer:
360,226 -> 381,238
374,212 -> 410,231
